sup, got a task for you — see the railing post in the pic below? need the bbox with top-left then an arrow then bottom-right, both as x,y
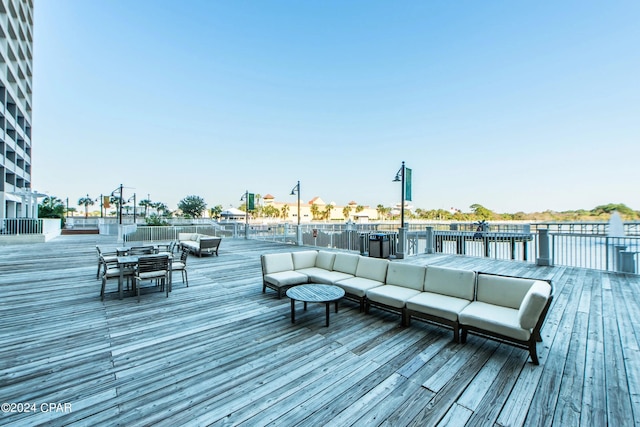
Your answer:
425,226 -> 435,254
396,227 -> 406,259
537,228 -> 552,266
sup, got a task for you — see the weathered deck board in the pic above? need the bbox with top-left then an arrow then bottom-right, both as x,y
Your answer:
0,235 -> 639,426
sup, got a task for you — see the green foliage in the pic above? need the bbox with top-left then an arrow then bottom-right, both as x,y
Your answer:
262,205 -> 280,218
145,214 -> 169,226
209,205 -> 223,220
592,203 -> 634,216
178,195 -> 207,218
38,196 -> 66,227
469,204 -> 494,220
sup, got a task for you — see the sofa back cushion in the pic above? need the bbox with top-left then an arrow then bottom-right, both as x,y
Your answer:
178,233 -> 196,241
262,253 -> 294,274
518,280 -> 552,329
355,257 -> 389,282
316,251 -> 336,270
386,263 -> 426,291
292,251 -> 318,270
476,274 -> 536,309
424,266 -> 475,300
333,253 -> 360,275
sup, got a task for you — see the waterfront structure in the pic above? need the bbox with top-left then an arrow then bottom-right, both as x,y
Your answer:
0,0 -> 36,221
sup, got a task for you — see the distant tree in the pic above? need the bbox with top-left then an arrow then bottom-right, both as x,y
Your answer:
470,203 -> 494,220
342,205 -> 351,220
262,205 -> 280,218
356,205 -> 364,213
209,204 -> 223,220
281,204 -> 290,220
592,203 -> 635,217
310,204 -> 321,220
77,195 -> 94,218
139,199 -> 153,217
153,202 -> 170,217
145,214 -> 169,226
322,205 -> 333,221
178,195 -> 206,218
39,196 -> 66,226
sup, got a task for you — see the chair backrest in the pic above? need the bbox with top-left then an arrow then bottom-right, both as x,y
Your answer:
168,241 -> 177,253
130,246 -> 155,255
137,255 -> 170,274
179,248 -> 189,264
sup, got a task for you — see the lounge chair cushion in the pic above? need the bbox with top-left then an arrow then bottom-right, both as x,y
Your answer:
292,251 -> 318,270
406,292 -> 471,322
518,281 -> 552,329
333,253 -> 360,275
316,251 -> 336,270
335,277 -> 384,298
262,253 -> 294,274
424,266 -> 475,300
355,257 -> 389,282
476,274 -> 534,309
385,263 -> 425,291
264,271 -> 308,287
459,301 -> 530,341
366,284 -> 421,309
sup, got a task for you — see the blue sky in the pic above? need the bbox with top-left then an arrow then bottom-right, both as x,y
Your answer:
33,1 -> 640,214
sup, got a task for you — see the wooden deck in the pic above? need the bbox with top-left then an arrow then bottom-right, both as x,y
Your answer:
1,235 -> 639,426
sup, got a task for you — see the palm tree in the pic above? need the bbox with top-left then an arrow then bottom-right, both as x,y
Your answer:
78,194 -> 94,218
342,205 -> 352,220
139,199 -> 153,218
310,204 -> 320,221
281,204 -> 290,220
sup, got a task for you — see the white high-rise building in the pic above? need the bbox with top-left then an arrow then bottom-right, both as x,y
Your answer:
0,0 -> 37,220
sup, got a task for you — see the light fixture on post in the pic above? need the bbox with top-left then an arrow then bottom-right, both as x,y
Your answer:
393,161 -> 406,229
240,190 -> 251,239
290,181 -> 302,245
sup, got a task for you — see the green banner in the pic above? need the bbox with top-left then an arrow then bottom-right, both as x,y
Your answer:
405,168 -> 412,201
248,193 -> 255,211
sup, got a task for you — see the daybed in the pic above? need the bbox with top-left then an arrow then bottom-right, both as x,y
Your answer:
178,233 -> 221,257
260,250 -> 553,364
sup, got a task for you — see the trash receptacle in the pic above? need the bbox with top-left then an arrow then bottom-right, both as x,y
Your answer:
369,233 -> 390,258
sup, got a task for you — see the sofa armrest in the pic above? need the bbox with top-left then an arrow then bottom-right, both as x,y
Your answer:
518,280 -> 552,329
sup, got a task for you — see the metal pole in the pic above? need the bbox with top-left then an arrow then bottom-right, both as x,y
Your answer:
133,193 -> 137,223
400,161 -> 405,228
118,184 -> 123,225
245,190 -> 249,239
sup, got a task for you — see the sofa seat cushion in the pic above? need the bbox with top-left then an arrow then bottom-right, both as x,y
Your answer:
366,285 -> 421,309
459,301 -> 531,341
406,292 -> 471,322
264,271 -> 308,287
181,241 -> 199,250
296,268 -> 353,285
335,277 -> 384,298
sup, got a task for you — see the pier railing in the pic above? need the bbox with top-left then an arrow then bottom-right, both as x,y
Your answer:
119,220 -> 640,274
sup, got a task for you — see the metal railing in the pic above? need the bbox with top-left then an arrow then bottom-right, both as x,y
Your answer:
1,218 -> 44,235
122,225 -> 228,243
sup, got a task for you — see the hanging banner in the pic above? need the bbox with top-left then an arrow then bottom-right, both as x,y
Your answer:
103,196 -> 111,208
405,167 -> 412,201
248,193 -> 255,211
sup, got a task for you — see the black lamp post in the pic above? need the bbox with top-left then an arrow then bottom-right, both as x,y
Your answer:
393,161 -> 406,228
240,190 -> 249,239
290,181 -> 301,245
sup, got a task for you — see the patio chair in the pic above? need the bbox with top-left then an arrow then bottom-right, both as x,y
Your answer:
134,254 -> 171,302
96,246 -> 118,279
171,248 -> 189,287
100,258 -> 134,301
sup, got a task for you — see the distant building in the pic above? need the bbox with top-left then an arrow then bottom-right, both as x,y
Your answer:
0,0 -> 37,220
256,193 -> 379,223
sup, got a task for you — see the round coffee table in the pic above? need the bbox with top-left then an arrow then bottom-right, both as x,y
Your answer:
286,284 -> 345,327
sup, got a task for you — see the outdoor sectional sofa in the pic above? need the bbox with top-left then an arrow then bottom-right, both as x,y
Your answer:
178,233 -> 221,257
261,250 -> 553,364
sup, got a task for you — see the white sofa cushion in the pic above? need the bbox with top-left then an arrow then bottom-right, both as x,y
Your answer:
264,271 -> 308,287
333,253 -> 360,275
300,269 -> 353,285
355,257 -> 389,282
385,263 -> 426,291
406,292 -> 471,322
292,251 -> 318,270
316,251 -> 336,270
459,301 -> 530,341
366,284 -> 421,309
262,253 -> 294,274
424,266 -> 475,300
476,274 -> 535,309
336,277 -> 384,298
518,281 -> 552,329
178,232 -> 197,241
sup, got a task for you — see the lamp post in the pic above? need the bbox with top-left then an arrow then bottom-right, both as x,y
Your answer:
240,190 -> 249,239
393,162 -> 406,259
290,181 -> 302,246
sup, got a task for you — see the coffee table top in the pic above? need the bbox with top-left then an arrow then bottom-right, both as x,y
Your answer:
286,284 -> 345,303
